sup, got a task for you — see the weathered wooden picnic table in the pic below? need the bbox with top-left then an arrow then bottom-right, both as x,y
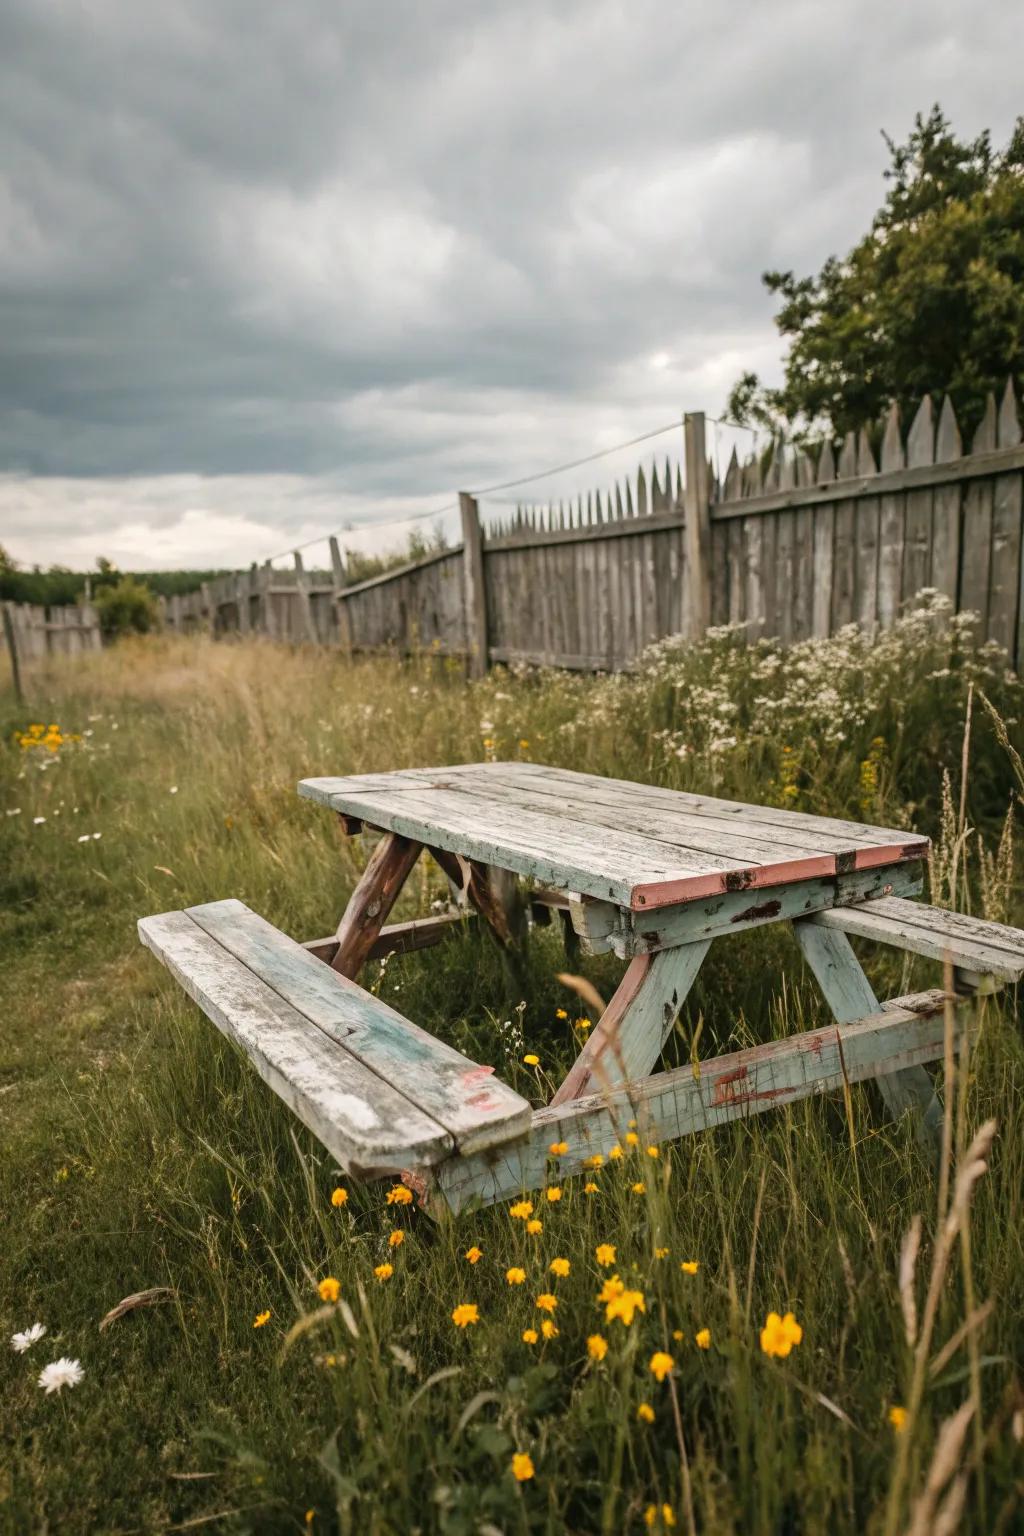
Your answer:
139,762 -> 1024,1214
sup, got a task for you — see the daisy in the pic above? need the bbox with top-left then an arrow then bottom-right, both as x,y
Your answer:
11,1323 -> 46,1353
38,1357 -> 84,1394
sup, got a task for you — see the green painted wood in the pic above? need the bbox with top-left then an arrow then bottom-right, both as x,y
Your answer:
183,899 -> 531,1155
432,990 -> 967,1211
138,909 -> 453,1175
811,896 -> 1024,981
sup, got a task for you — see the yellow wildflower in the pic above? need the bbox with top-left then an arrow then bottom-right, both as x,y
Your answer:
318,1277 -> 340,1303
646,1145 -> 659,1158
511,1451 -> 534,1482
305,1511 -> 315,1526
509,1199 -> 533,1220
584,1154 -> 604,1169
625,1131 -> 639,1147
695,1327 -> 711,1350
253,1310 -> 271,1328
597,1274 -> 625,1304
451,1303 -> 479,1328
523,1054 -> 540,1066
541,1319 -> 558,1339
330,1187 -> 348,1207
889,1405 -> 908,1433
759,1311 -> 802,1359
606,1288 -> 645,1327
680,1261 -> 698,1275
374,1263 -> 393,1281
655,1247 -> 670,1260
555,1008 -> 568,1020
587,1333 -> 608,1361
609,1146 -> 623,1161
595,1243 -> 616,1267
506,1267 -> 527,1286
549,1257 -> 570,1278
584,1182 -> 599,1195
548,1141 -> 568,1156
637,1402 -> 655,1424
386,1184 -> 413,1206
632,1182 -> 647,1195
546,1186 -> 562,1203
535,1293 -> 557,1313
522,1327 -> 539,1344
526,1218 -> 543,1235
649,1351 -> 674,1382
672,1329 -> 684,1343
644,1506 -> 675,1529
465,1246 -> 483,1264
388,1229 -> 405,1248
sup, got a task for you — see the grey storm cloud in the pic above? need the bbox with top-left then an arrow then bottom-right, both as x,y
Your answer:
1,0 -> 1022,567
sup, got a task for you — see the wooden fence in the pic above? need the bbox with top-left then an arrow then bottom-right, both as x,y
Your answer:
162,383 -> 1024,674
3,601 -> 102,662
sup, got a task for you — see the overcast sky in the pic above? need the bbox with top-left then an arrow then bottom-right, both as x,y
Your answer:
1,1 -> 1021,572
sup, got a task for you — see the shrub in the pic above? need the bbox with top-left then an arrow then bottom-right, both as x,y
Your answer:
93,575 -> 159,638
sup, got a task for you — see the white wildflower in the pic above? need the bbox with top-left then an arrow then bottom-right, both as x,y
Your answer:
33,816 -> 46,825
92,832 -> 101,840
5,808 -> 21,817
38,1357 -> 84,1394
77,834 -> 90,843
11,1323 -> 46,1353
169,785 -> 178,795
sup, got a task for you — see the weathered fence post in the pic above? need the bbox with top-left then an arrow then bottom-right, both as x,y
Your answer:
684,411 -> 711,639
294,551 -> 317,644
260,561 -> 277,639
237,571 -> 251,635
2,602 -> 24,703
459,492 -> 488,677
329,535 -> 352,652
200,580 -> 214,635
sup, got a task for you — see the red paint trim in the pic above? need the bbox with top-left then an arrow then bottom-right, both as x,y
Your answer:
630,843 -> 928,911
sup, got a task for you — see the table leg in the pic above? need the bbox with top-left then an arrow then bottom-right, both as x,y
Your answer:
551,941 -> 710,1105
793,921 -> 943,1147
331,832 -> 424,978
428,847 -> 526,948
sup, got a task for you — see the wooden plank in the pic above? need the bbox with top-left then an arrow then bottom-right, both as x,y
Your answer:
958,395 -> 997,629
930,396 -> 963,600
853,428 -> 882,631
990,378 -> 1022,658
875,410 -> 904,629
332,833 -> 424,978
484,506 -> 684,553
811,443 -> 836,638
138,909 -> 453,1174
184,900 -> 531,1154
684,412 -> 711,637
810,896 -> 1024,981
902,396 -> 935,605
433,991 -> 968,1211
831,433 -> 858,628
302,910 -> 474,964
743,514 -> 766,638
550,941 -> 710,1104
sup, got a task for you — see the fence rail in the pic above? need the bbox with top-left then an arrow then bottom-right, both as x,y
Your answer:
161,385 -> 1024,673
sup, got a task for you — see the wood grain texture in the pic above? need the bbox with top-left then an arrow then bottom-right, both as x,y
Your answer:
810,895 -> 1024,981
332,832 -> 423,978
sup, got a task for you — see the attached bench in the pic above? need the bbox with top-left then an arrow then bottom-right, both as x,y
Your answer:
138,899 -> 531,1178
806,896 -> 1024,991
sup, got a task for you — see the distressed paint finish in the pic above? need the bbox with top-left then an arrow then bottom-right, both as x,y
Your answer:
331,831 -> 424,978
811,896 -> 1024,982
551,941 -> 710,1105
792,921 -> 942,1137
182,900 -> 532,1154
433,991 -> 970,1212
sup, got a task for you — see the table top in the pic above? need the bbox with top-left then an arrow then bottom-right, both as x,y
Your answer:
299,761 -> 928,912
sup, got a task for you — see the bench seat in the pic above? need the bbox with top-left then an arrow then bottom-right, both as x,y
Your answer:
809,897 -> 1024,984
138,899 -> 531,1179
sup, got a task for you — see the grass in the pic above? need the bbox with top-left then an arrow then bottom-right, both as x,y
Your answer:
1,612 -> 1022,1535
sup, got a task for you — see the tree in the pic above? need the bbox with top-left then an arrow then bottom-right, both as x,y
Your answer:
729,107 -> 1024,440
93,576 -> 158,638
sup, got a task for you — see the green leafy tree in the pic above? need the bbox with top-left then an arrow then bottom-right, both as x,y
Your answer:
93,575 -> 159,638
729,107 -> 1024,440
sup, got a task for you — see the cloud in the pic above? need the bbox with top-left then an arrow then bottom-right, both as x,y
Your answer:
0,0 -> 1021,568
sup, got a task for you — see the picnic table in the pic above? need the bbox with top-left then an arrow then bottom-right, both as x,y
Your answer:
139,762 -> 1024,1214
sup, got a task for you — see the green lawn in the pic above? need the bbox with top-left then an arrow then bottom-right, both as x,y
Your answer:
2,612 -> 1022,1535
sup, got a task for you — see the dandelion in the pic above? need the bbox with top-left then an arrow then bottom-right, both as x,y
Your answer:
654,1247 -> 670,1260
451,1303 -> 479,1328
587,1334 -> 608,1361
631,1182 -> 646,1195
597,1275 -> 624,1305
584,1153 -> 604,1169
548,1141 -> 568,1156
889,1405 -> 908,1433
546,1186 -> 562,1203
506,1267 -> 526,1286
526,1219 -> 543,1235
649,1351 -> 674,1382
465,1246 -> 483,1264
759,1311 -> 802,1359
523,1054 -> 540,1066
535,1293 -> 557,1313
625,1131 -> 639,1147
37,1358 -> 84,1395
549,1257 -> 570,1278
330,1187 -> 349,1207
672,1329 -> 684,1343
595,1243 -> 616,1267
646,1146 -> 659,1159
609,1146 -> 624,1161
575,1016 -> 592,1033
318,1278 -> 341,1303
555,1008 -> 568,1020
10,1323 -> 46,1353
374,1263 -> 393,1282
694,1327 -> 711,1350
253,1310 -> 271,1328
509,1200 -> 533,1221
680,1261 -> 698,1276
511,1451 -> 535,1482
637,1402 -> 655,1424
522,1327 -> 539,1344
541,1319 -> 558,1339
584,1182 -> 599,1195
606,1288 -> 645,1327
386,1184 -> 413,1206
388,1230 -> 405,1248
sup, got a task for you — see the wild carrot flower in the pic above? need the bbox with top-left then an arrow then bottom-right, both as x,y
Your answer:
889,1405 -> 907,1432
549,1257 -> 570,1278
535,1293 -> 557,1313
465,1246 -> 483,1264
318,1278 -> 340,1303
522,1327 -> 538,1344
452,1303 -> 479,1328
10,1323 -> 46,1353
680,1261 -> 698,1275
509,1200 -> 533,1220
694,1328 -> 711,1350
330,1187 -> 348,1207
545,1186 -> 562,1203
759,1311 -> 802,1358
388,1230 -> 405,1248
511,1451 -> 535,1482
386,1184 -> 413,1206
374,1263 -> 393,1281
253,1310 -> 271,1328
548,1141 -> 568,1156
526,1219 -> 543,1235
506,1267 -> 526,1285
637,1402 -> 655,1423
541,1319 -> 558,1339
587,1334 -> 608,1361
606,1288 -> 645,1327
649,1351 -> 674,1382
595,1244 -> 616,1267
37,1358 -> 84,1394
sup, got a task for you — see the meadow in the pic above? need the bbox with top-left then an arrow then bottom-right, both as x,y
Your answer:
1,598 -> 1022,1536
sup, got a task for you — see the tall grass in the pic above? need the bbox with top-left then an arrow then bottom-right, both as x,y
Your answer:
1,604 -> 1022,1534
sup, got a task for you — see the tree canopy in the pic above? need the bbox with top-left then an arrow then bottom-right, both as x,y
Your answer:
729,107 -> 1024,441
